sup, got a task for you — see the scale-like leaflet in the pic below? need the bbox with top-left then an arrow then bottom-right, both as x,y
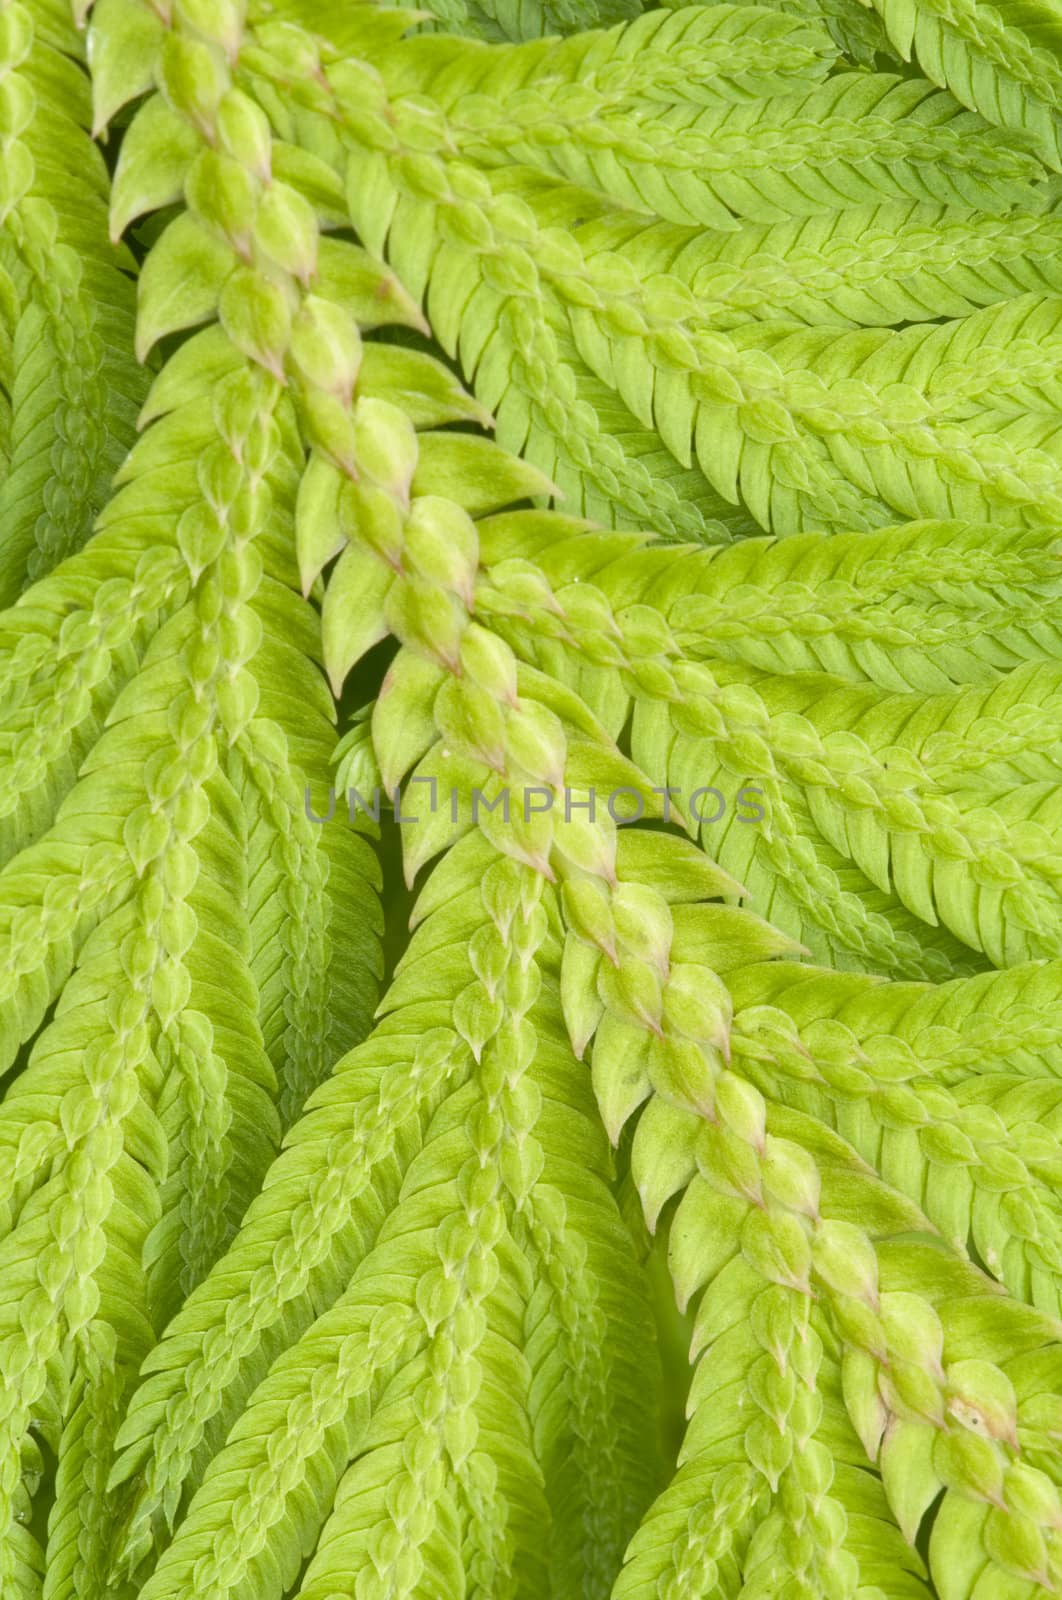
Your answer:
0,0 -> 1057,1595
551,834 -> 1062,1598
868,0 -> 1062,169
111,834 -> 659,1600
270,0 -> 642,42
730,959 -> 1062,1314
362,160 -> 1062,536
573,197 -> 1062,331
471,514 -> 1062,977
0,0 -> 145,604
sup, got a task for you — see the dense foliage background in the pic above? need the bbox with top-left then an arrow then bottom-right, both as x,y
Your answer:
2,0 -> 1062,1596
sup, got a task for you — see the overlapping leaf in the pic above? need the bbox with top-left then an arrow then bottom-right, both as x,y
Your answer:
0,0 -> 1059,1598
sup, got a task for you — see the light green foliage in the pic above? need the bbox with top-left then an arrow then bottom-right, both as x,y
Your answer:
303,6 -> 1062,540
0,0 -> 146,604
0,0 -> 1061,1597
277,0 -> 644,42
675,0 -> 896,65
867,0 -> 1062,168
475,513 -> 1062,977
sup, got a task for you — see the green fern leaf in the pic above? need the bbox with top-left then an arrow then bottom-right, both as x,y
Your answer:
576,191 -> 1062,330
328,82 -> 1062,533
867,0 -> 1062,170
2,0 -> 1062,1596
730,960 -> 1062,1313
274,0 -> 643,42
0,0 -> 146,603
473,514 -> 1062,975
672,0 -> 897,65
112,835 -> 659,1595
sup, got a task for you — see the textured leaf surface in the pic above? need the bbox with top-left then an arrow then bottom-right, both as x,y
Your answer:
0,0 -> 146,604
0,0 -> 1061,1596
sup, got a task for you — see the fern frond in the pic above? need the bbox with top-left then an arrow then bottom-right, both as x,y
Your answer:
2,0 -> 1061,1595
0,368 -> 302,1570
113,834 -> 658,1596
105,993 -> 471,1564
135,359 -> 385,1130
576,193 -> 1062,330
530,334 -> 759,543
651,519 -> 1062,691
444,73 -> 1041,227
0,6 -> 399,1578
43,1324 -> 134,1600
673,0 -> 896,65
230,0 -> 1062,984
469,515 -> 1062,975
731,959 -> 1062,1313
0,0 -> 145,603
226,15 -> 1062,541
555,832 -> 1062,1599
101,369 -> 671,1591
618,1227 -> 930,1599
327,83 -> 1062,534
867,0 -> 1062,170
276,0 -> 642,42
0,536 -> 188,870
386,4 -> 841,109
